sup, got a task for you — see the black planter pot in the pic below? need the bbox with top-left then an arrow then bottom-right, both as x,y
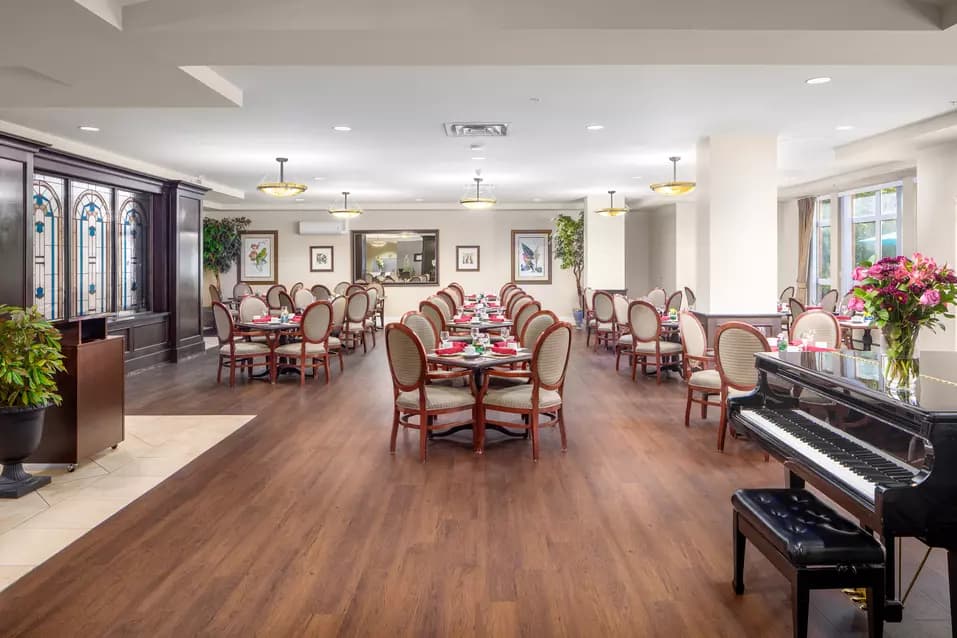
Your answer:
0,403 -> 51,498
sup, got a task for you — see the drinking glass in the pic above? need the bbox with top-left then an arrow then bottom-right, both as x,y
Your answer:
501,327 -> 510,341
470,326 -> 480,342
440,330 -> 449,343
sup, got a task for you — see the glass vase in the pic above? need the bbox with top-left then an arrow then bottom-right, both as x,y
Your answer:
881,324 -> 920,401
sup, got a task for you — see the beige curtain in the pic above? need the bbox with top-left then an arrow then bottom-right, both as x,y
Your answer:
795,197 -> 815,304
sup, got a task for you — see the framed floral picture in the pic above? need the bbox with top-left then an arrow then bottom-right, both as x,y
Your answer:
239,230 -> 278,285
456,245 -> 480,271
309,245 -> 334,272
511,230 -> 552,284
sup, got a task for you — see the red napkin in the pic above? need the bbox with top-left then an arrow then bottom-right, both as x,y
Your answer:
252,317 -> 270,324
835,315 -> 852,321
454,316 -> 470,323
789,341 -> 836,352
291,315 -> 302,323
435,343 -> 466,355
487,301 -> 500,307
489,315 -> 505,322
464,303 -> 476,309
492,346 -> 517,355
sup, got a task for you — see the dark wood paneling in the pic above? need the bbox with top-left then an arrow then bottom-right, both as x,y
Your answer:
167,184 -> 206,361
34,149 -> 165,194
108,311 -> 173,371
0,157 -> 27,307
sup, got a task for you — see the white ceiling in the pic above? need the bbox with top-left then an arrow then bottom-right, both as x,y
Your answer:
2,1 -> 957,208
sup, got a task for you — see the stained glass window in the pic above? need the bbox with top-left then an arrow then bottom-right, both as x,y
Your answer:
71,181 -> 114,316
117,190 -> 147,312
33,175 -> 66,320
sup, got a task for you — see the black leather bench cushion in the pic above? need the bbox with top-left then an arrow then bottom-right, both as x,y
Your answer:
732,489 -> 884,566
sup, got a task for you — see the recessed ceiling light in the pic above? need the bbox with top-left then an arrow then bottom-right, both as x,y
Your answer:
835,125 -> 854,131
585,124 -> 605,131
295,198 -> 305,202
415,198 -> 425,202
472,156 -> 486,161
332,125 -> 352,132
78,125 -> 99,132
313,176 -> 325,181
806,77 -> 832,85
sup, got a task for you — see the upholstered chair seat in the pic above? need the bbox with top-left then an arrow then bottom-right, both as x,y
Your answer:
221,341 -> 270,355
275,341 -> 327,355
689,368 -> 721,389
483,385 -> 562,410
617,333 -> 633,345
634,340 -> 682,354
397,386 -> 476,411
616,299 -> 683,383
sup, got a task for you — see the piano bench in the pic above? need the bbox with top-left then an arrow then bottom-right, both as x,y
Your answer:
731,489 -> 885,638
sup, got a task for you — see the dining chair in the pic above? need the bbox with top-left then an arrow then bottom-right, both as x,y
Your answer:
779,285 -> 796,302
288,282 -> 304,298
683,286 -> 696,310
665,290 -> 683,313
520,310 -> 559,349
209,284 -> 223,304
386,323 -> 477,463
311,284 -> 332,301
369,281 -> 386,327
342,291 -> 374,353
478,322 -> 572,461
437,289 -> 458,315
499,283 -> 517,299
429,294 -> 456,326
238,295 -> 269,323
266,285 -> 286,314
714,322 -> 770,451
366,287 -> 380,331
332,281 -> 349,295
679,311 -> 721,427
294,288 -> 315,311
346,283 -> 366,297
513,300 -> 542,344
232,282 -> 253,299
448,283 -> 466,307
272,300 -> 335,385
787,297 -> 806,335
790,310 -> 841,348
328,295 -> 347,363
647,287 -> 667,308
212,301 -> 272,387
818,288 -> 840,313
592,291 -> 617,352
419,300 -> 470,342
502,287 -> 523,312
583,287 -> 597,346
277,290 -> 295,314
401,311 -> 438,352
354,279 -> 368,285
616,299 -> 683,383
612,294 -> 630,343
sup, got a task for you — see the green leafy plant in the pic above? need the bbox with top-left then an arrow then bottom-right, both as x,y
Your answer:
554,212 -> 585,309
203,216 -> 251,288
0,306 -> 66,408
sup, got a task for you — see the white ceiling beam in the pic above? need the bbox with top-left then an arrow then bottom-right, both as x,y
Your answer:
178,66 -> 243,107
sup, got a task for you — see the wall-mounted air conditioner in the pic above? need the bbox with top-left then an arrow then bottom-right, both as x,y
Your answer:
298,221 -> 346,236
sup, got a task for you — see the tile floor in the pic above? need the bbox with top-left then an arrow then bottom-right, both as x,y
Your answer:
0,414 -> 255,592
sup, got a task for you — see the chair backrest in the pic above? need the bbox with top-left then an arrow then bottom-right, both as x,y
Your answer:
628,300 -> 660,343
665,290 -> 683,313
209,284 -> 222,304
513,300 -> 542,341
646,287 -> 667,308
592,291 -> 615,323
521,310 -> 558,349
714,322 -> 770,390
368,281 -> 385,301
401,311 -> 438,352
366,287 -> 379,311
502,287 -> 522,309
437,289 -> 458,313
354,278 -> 368,285
583,287 -> 595,312
300,301 -> 333,344
330,295 -> 347,328
509,295 -> 532,321
294,289 -> 315,310
238,296 -> 268,322
266,285 -> 285,309
788,297 -> 805,320
289,282 -> 304,298
277,290 -> 295,312
683,287 -> 696,309
429,295 -> 454,321
311,284 -> 332,301
532,322 -> 572,390
612,294 -> 629,326
790,310 -> 841,348
386,323 -> 427,391
818,288 -> 840,313
499,283 -> 516,299
448,283 -> 466,304
346,291 -> 370,323
346,283 -> 366,297
212,301 -> 233,344
779,286 -> 796,302
678,310 -> 708,358
419,300 -> 446,332
232,282 -> 253,298
334,281 -> 350,295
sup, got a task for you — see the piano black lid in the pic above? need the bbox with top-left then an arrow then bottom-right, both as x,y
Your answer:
755,350 -> 957,417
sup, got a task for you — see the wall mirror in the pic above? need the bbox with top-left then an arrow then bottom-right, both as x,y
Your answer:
352,230 -> 438,285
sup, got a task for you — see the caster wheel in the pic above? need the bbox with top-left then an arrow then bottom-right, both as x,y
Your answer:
67,464 -> 77,473
111,444 -> 119,450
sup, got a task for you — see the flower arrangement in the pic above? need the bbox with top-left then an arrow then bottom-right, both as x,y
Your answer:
850,253 -> 957,390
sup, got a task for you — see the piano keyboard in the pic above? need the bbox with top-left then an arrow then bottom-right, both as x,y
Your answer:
741,408 -> 919,502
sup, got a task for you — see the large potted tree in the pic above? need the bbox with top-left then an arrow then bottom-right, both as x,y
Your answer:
554,212 -> 585,328
203,216 -> 251,291
0,305 -> 65,498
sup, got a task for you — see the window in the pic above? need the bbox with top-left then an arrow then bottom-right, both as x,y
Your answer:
117,190 -> 147,312
32,175 -> 66,320
71,181 -> 114,316
810,198 -> 832,300
840,183 -> 902,293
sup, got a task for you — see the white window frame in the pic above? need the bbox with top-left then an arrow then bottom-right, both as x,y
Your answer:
838,181 -> 903,293
809,197 -> 833,303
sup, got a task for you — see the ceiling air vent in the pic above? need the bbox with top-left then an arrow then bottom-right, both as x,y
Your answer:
444,122 -> 509,137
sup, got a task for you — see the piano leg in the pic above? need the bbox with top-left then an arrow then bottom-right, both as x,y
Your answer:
785,468 -> 805,489
882,533 -> 904,623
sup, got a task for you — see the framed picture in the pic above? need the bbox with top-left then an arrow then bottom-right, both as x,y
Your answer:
511,229 -> 552,284
456,245 -> 480,271
309,245 -> 334,272
239,230 -> 278,285
413,253 -> 423,262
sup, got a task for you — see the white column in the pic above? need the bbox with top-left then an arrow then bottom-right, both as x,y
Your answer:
915,143 -> 957,351
584,194 -> 626,290
674,201 -> 698,301
695,135 -> 779,313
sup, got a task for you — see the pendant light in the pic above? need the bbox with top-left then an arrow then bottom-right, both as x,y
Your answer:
595,190 -> 629,217
257,157 -> 307,198
460,172 -> 496,210
650,156 -> 696,196
329,191 -> 363,219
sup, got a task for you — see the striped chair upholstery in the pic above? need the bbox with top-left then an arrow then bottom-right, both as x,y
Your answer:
714,322 -> 770,451
521,311 -> 558,350
616,299 -> 683,383
238,296 -> 268,323
311,284 -> 332,301
274,301 -> 335,384
591,291 -> 617,351
791,310 -> 841,348
647,287 -> 666,308
294,289 -> 315,311
232,282 -> 253,298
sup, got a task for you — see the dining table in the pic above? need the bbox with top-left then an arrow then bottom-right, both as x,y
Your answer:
449,319 -> 513,332
838,318 -> 876,351
236,319 -> 302,381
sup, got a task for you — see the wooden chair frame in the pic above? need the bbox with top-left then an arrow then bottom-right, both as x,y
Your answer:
592,291 -> 618,352
714,322 -> 770,451
679,311 -> 720,427
213,301 -> 272,387
616,299 -> 682,384
274,301 -> 335,385
341,291 -> 374,353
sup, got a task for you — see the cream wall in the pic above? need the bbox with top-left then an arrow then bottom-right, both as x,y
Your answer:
647,205 -> 677,293
624,210 -> 651,296
207,208 -> 579,320
583,194 -> 627,289
777,198 -> 799,295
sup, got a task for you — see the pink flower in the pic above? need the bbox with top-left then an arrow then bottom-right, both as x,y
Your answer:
852,266 -> 869,281
847,296 -> 865,312
920,289 -> 941,306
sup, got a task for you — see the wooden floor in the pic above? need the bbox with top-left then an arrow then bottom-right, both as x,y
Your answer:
0,333 -> 951,637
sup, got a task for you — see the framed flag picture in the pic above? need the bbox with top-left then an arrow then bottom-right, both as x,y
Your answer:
511,230 -> 551,284
456,245 -> 480,271
239,230 -> 279,285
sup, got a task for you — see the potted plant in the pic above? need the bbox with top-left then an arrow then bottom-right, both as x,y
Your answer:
203,216 -> 251,291
849,253 -> 957,397
0,305 -> 66,498
554,212 -> 585,328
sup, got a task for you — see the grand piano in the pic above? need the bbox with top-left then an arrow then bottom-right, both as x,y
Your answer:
730,349 -> 957,627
